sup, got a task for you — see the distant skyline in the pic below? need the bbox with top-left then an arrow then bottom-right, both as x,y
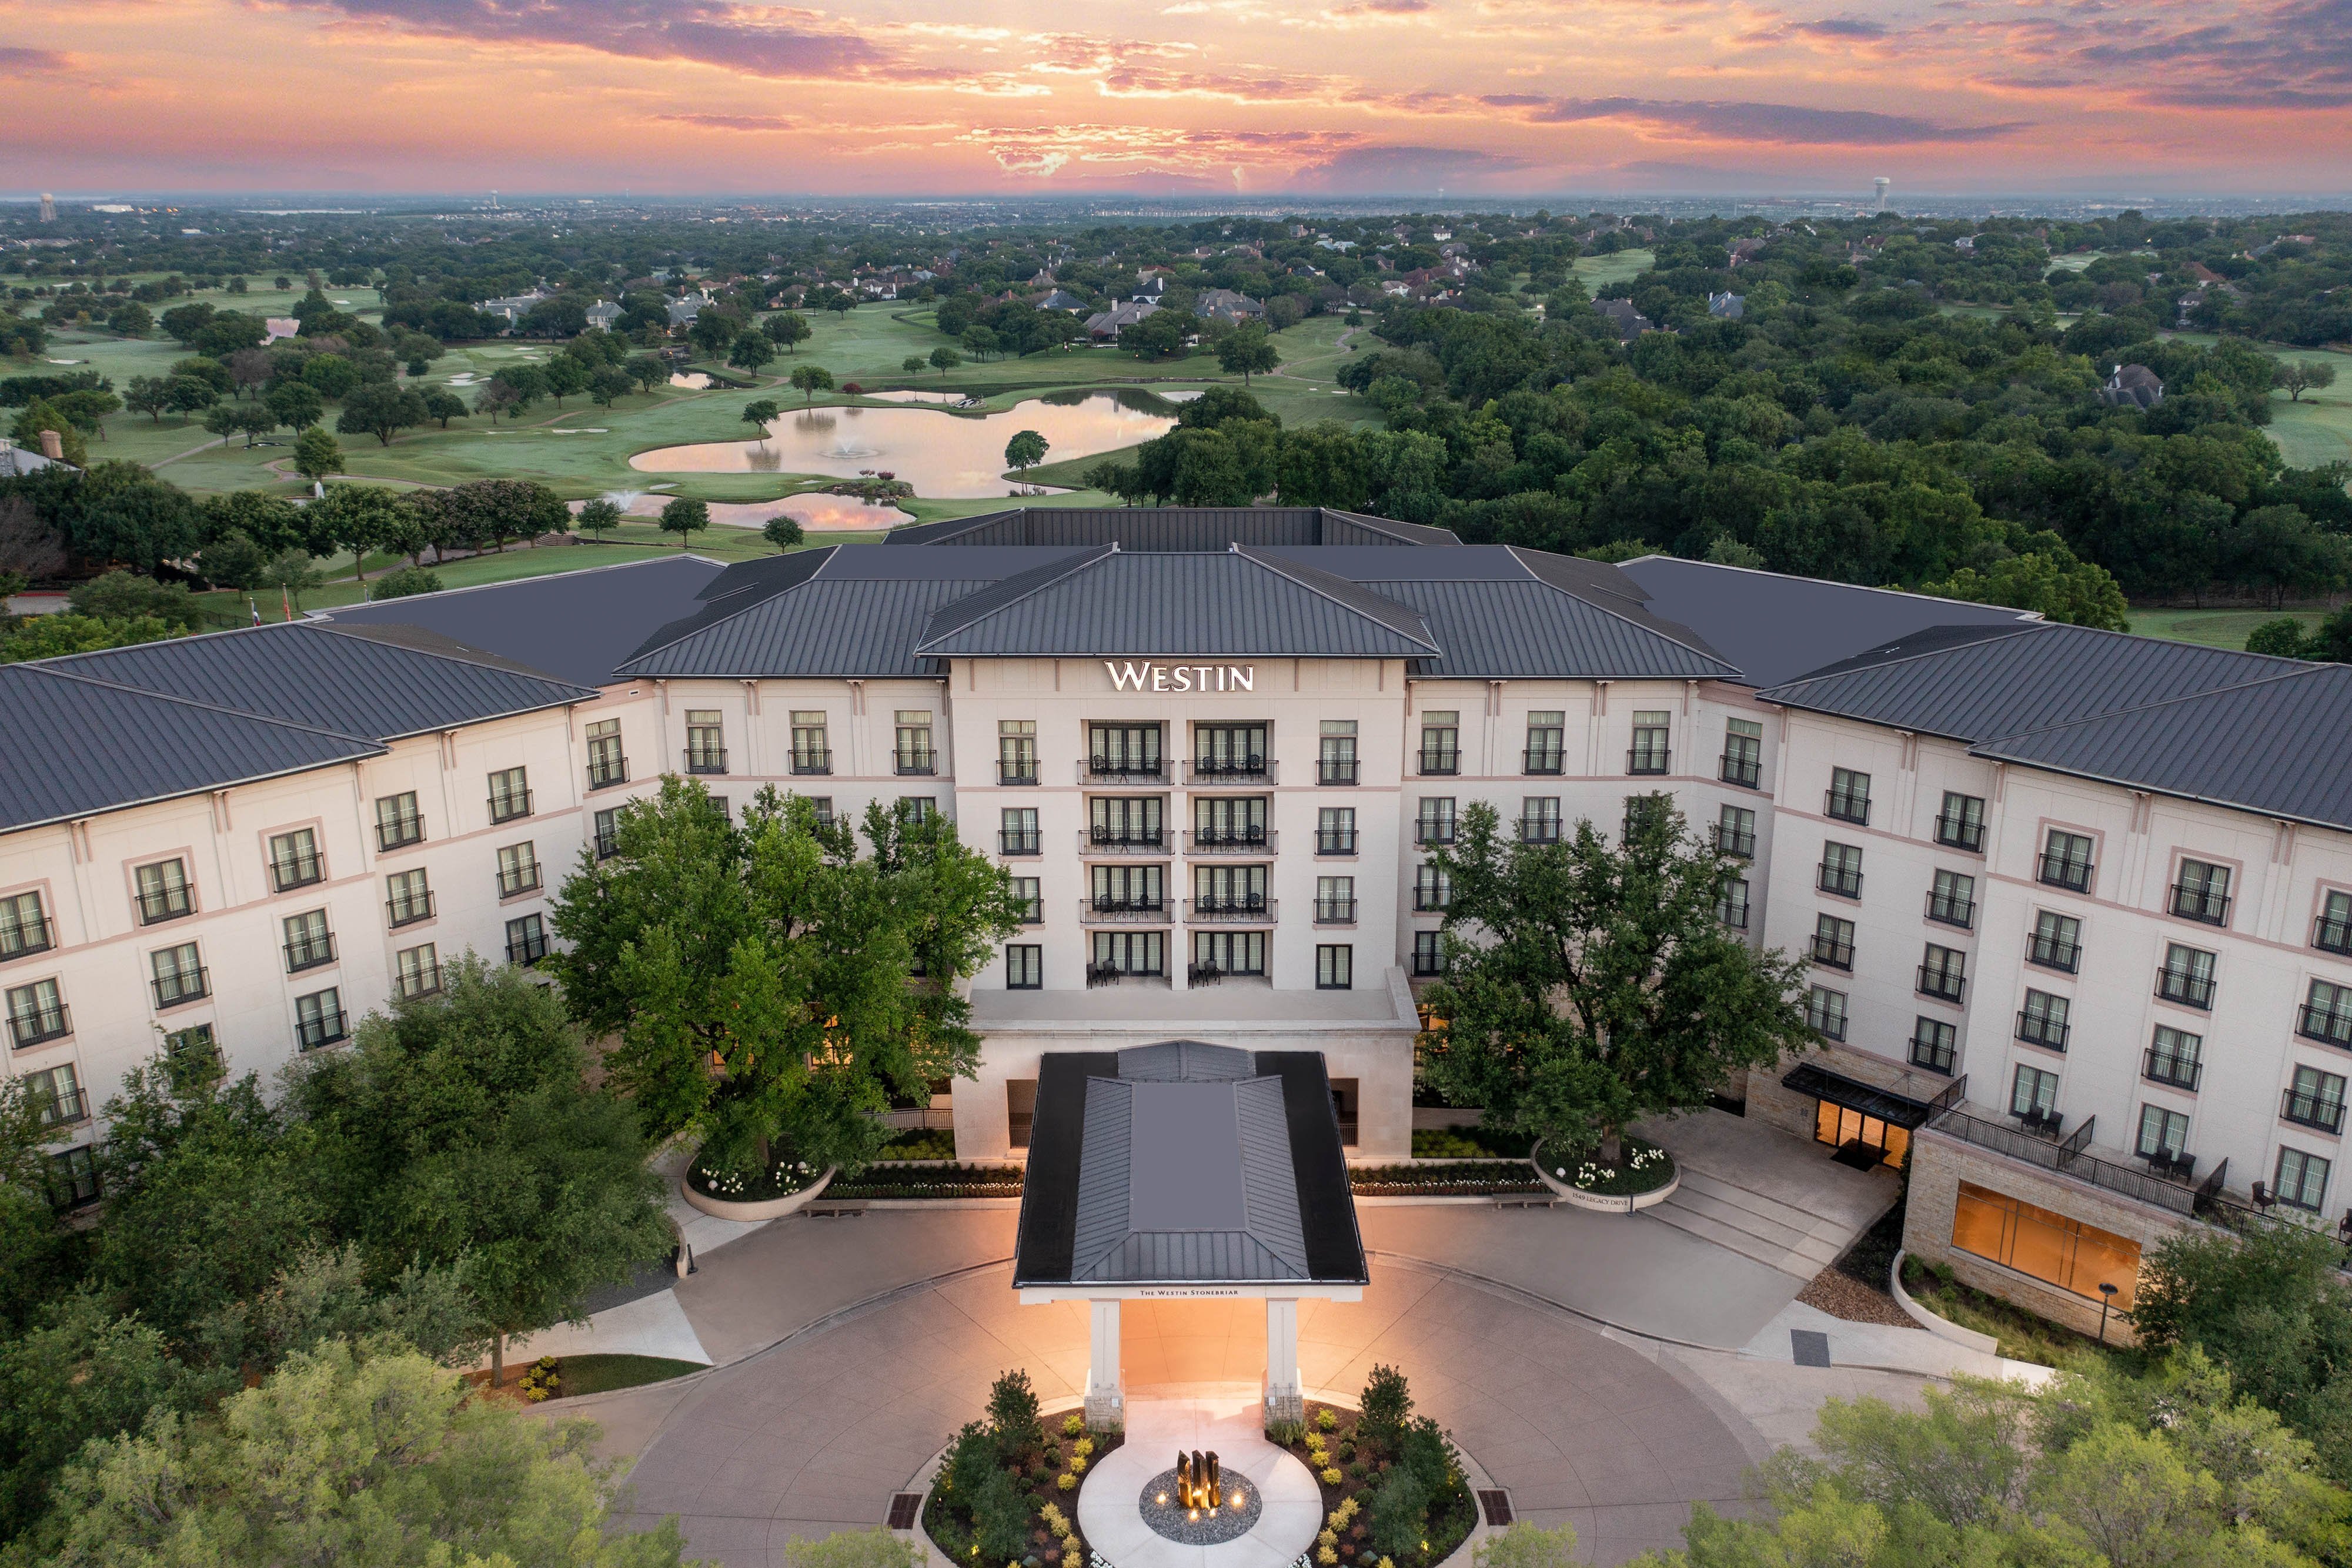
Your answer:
5,0 -> 2348,198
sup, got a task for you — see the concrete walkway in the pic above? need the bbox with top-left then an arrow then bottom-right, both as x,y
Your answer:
1638,1112 -> 1901,1282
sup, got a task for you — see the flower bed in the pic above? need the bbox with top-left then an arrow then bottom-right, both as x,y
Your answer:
688,1150 -> 824,1203
828,1161 -> 1024,1200
1409,1126 -> 1534,1159
1898,1256 -> 2131,1369
1349,1161 -> 1546,1198
1535,1135 -> 1675,1198
1268,1373 -> 1475,1568
878,1125 -> 957,1161
926,1380 -> 1121,1568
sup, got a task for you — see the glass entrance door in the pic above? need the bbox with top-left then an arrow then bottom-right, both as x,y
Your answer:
1813,1099 -> 1910,1168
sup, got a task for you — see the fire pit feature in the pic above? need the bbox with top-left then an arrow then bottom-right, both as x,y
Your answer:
1138,1461 -> 1261,1544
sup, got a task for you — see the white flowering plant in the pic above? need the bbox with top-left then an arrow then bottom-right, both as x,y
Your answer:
1559,1136 -> 1676,1196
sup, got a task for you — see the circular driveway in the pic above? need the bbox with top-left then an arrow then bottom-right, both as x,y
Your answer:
609,1255 -> 1764,1568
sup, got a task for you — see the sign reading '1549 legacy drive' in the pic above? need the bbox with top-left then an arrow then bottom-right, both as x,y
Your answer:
1104,661 -> 1257,692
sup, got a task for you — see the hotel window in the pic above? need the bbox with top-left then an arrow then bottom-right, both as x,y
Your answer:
1317,944 -> 1354,990
2029,910 -> 2081,972
1812,914 -> 1855,971
1418,712 -> 1459,775
1414,863 -> 1451,913
28,1062 -> 83,1128
1950,1181 -> 2139,1305
386,868 -> 433,927
1717,875 -> 1750,930
684,710 -> 727,774
1715,804 -> 1755,858
1089,722 -> 1162,779
2300,979 -> 2352,1047
150,942 -> 207,1008
1317,807 -> 1357,855
1628,711 -> 1669,775
1720,717 -> 1762,788
8,978 -> 69,1047
1000,808 -> 1041,856
998,720 -> 1038,785
46,1147 -> 100,1211
295,987 -> 348,1051
1091,864 -> 1164,913
804,796 -> 836,830
1927,869 -> 1976,928
1194,930 -> 1266,977
2146,1025 -> 2202,1090
396,942 -> 442,999
1092,930 -> 1164,978
2171,857 -> 2231,925
2157,942 -> 2216,1009
268,828 -> 322,892
790,711 -> 831,774
2136,1104 -> 2190,1162
1415,797 -> 1456,845
2040,828 -> 2095,892
1092,796 -> 1164,847
0,890 -> 51,959
1806,985 -> 1848,1042
1005,945 -> 1043,990
497,842 -> 541,898
593,807 -> 621,860
1826,767 -> 1871,825
586,718 -> 628,788
163,1023 -> 219,1082
1519,797 -> 1562,844
1195,723 -> 1268,778
1918,944 -> 1967,1004
1935,791 -> 1987,852
1010,878 -> 1043,924
1411,931 -> 1444,978
1318,720 -> 1359,784
2275,1148 -> 2331,1213
135,858 -> 194,924
2317,889 -> 2352,955
897,797 -> 936,825
1818,841 -> 1863,898
2285,1065 -> 2347,1134
282,909 -> 335,974
1910,1017 -> 1957,1074
1194,864 -> 1268,915
375,791 -> 423,851
487,765 -> 532,823
2011,1063 -> 2060,1120
1524,711 -> 1565,775
1194,795 -> 1267,847
506,912 -> 549,967
1316,877 -> 1356,924
2017,989 -> 2070,1051
1623,793 -> 1670,840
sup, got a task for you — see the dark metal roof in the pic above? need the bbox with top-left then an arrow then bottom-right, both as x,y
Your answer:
34,622 -> 595,743
1354,579 -> 1736,680
1762,623 -> 2301,744
1618,556 -> 2041,687
0,664 -> 383,833
622,578 -> 994,678
1782,1063 -> 1935,1130
886,506 -> 1458,549
1973,664 -> 2352,833
312,554 -> 726,686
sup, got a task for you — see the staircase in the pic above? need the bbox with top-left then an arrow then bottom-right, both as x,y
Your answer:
1635,1111 -> 1903,1281
1648,1169 -> 1863,1279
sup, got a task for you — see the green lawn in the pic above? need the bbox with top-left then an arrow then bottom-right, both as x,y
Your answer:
2130,606 -> 2327,650
1573,249 -> 1656,291
553,1353 -> 704,1399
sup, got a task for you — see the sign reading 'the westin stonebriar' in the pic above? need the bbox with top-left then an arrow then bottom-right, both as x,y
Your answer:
1104,661 -> 1256,693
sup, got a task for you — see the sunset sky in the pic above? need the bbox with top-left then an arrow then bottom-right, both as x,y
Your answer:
4,0 -> 2348,198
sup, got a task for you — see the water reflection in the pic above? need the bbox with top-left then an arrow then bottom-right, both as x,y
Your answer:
669,372 -> 713,390
629,390 -> 1175,497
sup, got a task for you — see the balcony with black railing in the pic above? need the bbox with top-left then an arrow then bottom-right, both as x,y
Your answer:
2316,913 -> 2352,956
1188,757 -> 1274,785
1712,823 -> 1755,858
1935,814 -> 1986,852
1314,898 -> 1358,924
1926,889 -> 1975,928
2028,932 -> 2081,973
893,747 -> 936,777
376,813 -> 424,852
1,914 -> 55,961
1185,828 -> 1274,855
1718,893 -> 1750,930
1417,745 -> 1459,777
1626,744 -> 1669,777
397,963 -> 444,999
2299,1001 -> 2352,1047
1523,747 -> 1564,777
269,851 -> 323,894
997,758 -> 1040,785
1414,820 -> 1456,846
1825,787 -> 1870,825
1516,818 -> 1562,845
1082,754 -> 1165,784
2157,967 -> 2216,1010
1081,897 -> 1168,925
284,932 -> 338,974
1812,932 -> 1855,970
1411,949 -> 1444,978
37,1087 -> 86,1128
1818,863 -> 1862,899
998,828 -> 1042,856
2015,1009 -> 2069,1051
587,757 -> 630,790
2143,1048 -> 2201,1091
1910,1028 -> 1956,1075
295,1008 -> 349,1051
507,928 -> 551,967
1083,828 -> 1167,855
1917,965 -> 1967,1004
2283,1088 -> 2347,1134
1088,961 -> 1168,988
1318,756 -> 1360,785
152,966 -> 209,1009
9,1003 -> 69,1047
594,827 -> 620,860
1413,887 -> 1451,913
1187,897 -> 1276,924
1315,829 -> 1358,855
791,748 -> 833,776
387,891 -> 436,928
137,882 -> 193,924
2170,882 -> 2231,926
684,745 -> 728,775
488,789 -> 534,824
497,862 -> 542,898
1930,1105 -> 2244,1223
1720,754 -> 1761,789
2039,850 -> 2094,893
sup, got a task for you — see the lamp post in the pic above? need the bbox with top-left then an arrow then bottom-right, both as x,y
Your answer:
2097,1280 -> 2118,1343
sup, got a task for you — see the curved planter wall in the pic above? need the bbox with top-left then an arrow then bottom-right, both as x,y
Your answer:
1531,1142 -> 1680,1213
681,1166 -> 836,1221
1888,1248 -> 2002,1355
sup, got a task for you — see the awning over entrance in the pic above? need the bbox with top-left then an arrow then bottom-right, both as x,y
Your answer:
1782,1063 -> 1936,1131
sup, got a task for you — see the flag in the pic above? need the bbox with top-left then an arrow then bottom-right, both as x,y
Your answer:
281,585 -> 293,622
248,596 -> 262,626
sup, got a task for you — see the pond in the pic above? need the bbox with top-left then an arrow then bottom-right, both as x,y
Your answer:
628,389 -> 1177,497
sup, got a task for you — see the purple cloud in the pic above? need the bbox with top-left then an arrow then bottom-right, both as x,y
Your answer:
310,1 -> 890,78
0,46 -> 71,71
1483,93 -> 2029,143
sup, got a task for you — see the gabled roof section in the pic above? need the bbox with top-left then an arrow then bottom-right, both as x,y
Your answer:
1972,664 -> 2352,833
0,664 -> 382,833
912,547 -> 1438,658
620,578 -> 996,678
885,506 -> 1459,549
1762,623 -> 2303,744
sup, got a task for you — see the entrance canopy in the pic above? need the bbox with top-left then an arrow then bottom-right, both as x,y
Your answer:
1014,1042 -> 1368,1299
1782,1062 -> 1935,1130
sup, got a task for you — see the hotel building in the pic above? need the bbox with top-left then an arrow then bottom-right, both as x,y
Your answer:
5,508 -> 2348,1332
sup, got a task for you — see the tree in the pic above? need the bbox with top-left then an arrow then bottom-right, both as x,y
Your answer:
929,346 -> 961,378
0,1293 -> 195,1543
286,958 -> 671,1386
1265,294 -> 1307,332
1477,1523 -> 1580,1568
299,353 -> 358,400
266,380 -> 325,430
419,386 -> 467,427
201,488 -> 307,557
790,365 -> 835,406
1421,798 -> 1812,1164
292,426 -> 343,482
2246,617 -> 2313,657
265,550 -> 325,610
959,325 -> 998,362
1123,308 -> 1197,360
308,483 -> 415,580
66,571 -> 195,627
43,1342 -> 694,1567
123,376 -> 173,425
589,366 -> 635,407
658,496 -> 710,549
729,332 -> 777,373
786,1529 -> 923,1568
763,514 -> 805,551
1004,429 -> 1048,476
165,375 -> 218,423
2274,360 -> 2338,403
335,382 -> 429,446
576,497 -> 624,539
903,355 -> 927,377
624,353 -> 668,392
1919,546 -> 2131,630
1217,323 -> 1280,383
763,311 -> 812,354
742,397 -> 781,437
546,781 -> 1023,1181
105,301 -> 152,337
196,529 -> 269,590
542,353 -> 590,406
204,403 -> 277,447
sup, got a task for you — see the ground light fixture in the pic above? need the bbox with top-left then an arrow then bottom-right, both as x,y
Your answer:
2097,1280 -> 2119,1343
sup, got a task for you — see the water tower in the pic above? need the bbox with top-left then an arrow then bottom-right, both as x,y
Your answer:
38,193 -> 56,223
1872,177 -> 1890,210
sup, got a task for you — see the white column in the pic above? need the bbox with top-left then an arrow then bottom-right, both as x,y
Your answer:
1084,1299 -> 1124,1431
1264,1297 -> 1304,1427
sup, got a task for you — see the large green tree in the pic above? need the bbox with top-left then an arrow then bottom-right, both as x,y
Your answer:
1419,798 -> 1812,1162
547,781 -> 1023,1180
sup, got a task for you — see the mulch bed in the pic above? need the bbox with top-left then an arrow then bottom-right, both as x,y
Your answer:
1270,1402 -> 1476,1568
1796,1265 -> 1915,1327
